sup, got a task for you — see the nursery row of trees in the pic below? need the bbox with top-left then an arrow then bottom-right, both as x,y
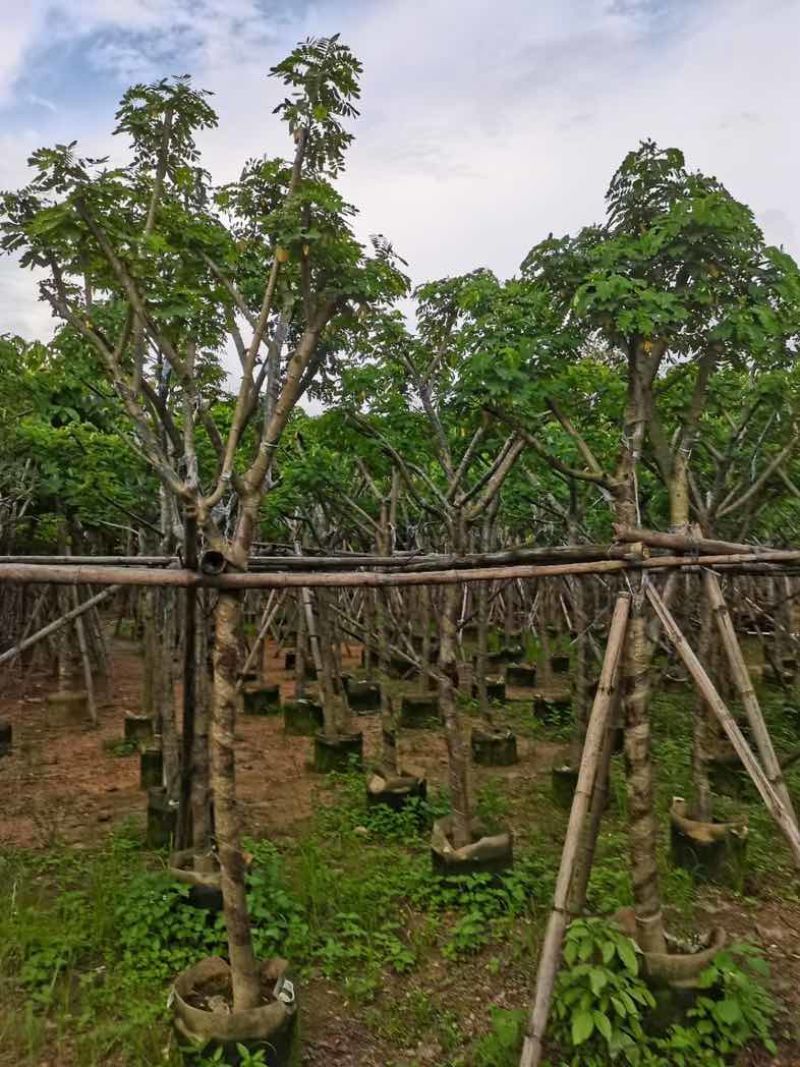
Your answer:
3,32 -> 800,1056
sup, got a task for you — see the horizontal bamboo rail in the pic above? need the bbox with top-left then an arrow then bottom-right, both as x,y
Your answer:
3,552 -> 800,590
614,526 -> 775,556
3,534 -> 798,575
0,544 -> 631,572
0,555 -> 176,567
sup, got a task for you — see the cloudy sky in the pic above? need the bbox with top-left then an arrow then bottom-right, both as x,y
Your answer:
1,0 -> 798,344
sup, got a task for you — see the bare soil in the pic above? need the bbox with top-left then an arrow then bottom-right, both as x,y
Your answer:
0,637 -> 564,850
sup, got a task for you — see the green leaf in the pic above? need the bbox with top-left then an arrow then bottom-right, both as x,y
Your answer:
713,998 -> 743,1025
593,1010 -> 612,1042
571,1010 -> 595,1046
616,937 -> 638,974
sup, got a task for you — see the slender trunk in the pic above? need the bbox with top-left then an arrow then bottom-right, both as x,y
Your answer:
569,574 -> 590,766
176,512 -> 198,848
439,519 -> 472,849
141,588 -> 156,716
318,589 -> 350,733
154,588 -> 180,799
504,578 -> 515,644
623,599 -> 667,953
92,602 -> 112,694
476,577 -> 491,722
294,595 -> 307,699
72,588 -> 97,725
539,584 -> 553,689
616,339 -> 667,955
211,591 -> 260,1011
192,591 -> 212,861
420,584 -> 431,669
692,588 -> 714,821
301,585 -> 348,736
377,502 -> 398,771
57,587 -> 80,688
668,449 -> 691,531
363,588 -> 375,680
475,515 -> 493,724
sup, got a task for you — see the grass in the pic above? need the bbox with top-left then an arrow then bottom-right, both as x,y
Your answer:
2,675 -> 799,1065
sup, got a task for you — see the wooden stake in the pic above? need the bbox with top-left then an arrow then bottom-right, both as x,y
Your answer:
646,583 -> 800,867
704,570 -> 799,830
519,593 -> 631,1067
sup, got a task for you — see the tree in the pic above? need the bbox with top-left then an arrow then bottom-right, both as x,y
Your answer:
2,35 -> 407,1010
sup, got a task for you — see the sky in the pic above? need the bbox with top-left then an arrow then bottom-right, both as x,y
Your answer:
1,0 -> 799,350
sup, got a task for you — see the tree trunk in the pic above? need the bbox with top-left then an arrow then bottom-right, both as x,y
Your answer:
157,588 -> 180,800
192,591 -> 212,860
623,599 -> 667,953
420,584 -> 431,669
615,339 -> 667,955
294,595 -> 307,700
376,502 -> 398,771
176,512 -> 199,848
439,570 -> 472,849
72,588 -> 97,725
312,588 -> 350,736
141,588 -> 156,716
692,587 -> 714,821
211,590 -> 260,1011
569,573 -> 590,766
475,514 -> 494,724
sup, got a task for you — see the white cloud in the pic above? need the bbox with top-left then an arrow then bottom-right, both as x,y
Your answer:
2,0 -> 800,359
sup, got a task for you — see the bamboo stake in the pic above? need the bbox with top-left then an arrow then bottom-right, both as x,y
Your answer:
519,593 -> 631,1067
0,586 -> 118,667
646,583 -> 800,867
72,587 -> 97,726
704,570 -> 799,830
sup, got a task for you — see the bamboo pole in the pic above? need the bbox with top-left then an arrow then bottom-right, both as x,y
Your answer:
0,545 -> 625,570
646,583 -> 800,866
704,570 -> 799,830
0,585 -> 119,667
0,555 -> 176,566
614,526 -> 764,556
519,593 -> 631,1067
5,538 -> 800,572
3,552 -> 800,591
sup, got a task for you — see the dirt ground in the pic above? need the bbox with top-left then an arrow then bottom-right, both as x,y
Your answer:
3,638 -> 800,1065
0,637 -> 563,850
